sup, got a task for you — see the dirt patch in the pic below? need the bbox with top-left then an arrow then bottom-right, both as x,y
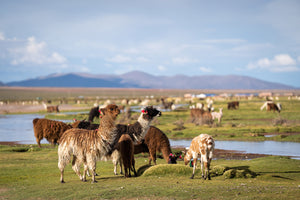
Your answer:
0,104 -> 90,114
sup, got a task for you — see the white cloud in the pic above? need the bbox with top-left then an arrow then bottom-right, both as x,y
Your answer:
9,37 -> 66,65
247,54 -> 299,72
106,54 -> 132,63
199,66 -> 212,73
157,65 -> 166,71
172,57 -> 199,65
0,32 -> 4,40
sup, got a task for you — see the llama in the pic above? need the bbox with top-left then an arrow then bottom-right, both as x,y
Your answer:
211,108 -> 223,124
143,126 -> 176,165
104,106 -> 161,175
58,104 -> 120,183
116,106 -> 162,144
76,120 -> 99,130
33,118 -> 76,148
227,101 -> 239,110
88,106 -> 100,122
117,134 -> 137,177
267,103 -> 282,113
184,134 -> 215,179
161,98 -> 174,110
260,101 -> 273,111
190,108 -> 212,125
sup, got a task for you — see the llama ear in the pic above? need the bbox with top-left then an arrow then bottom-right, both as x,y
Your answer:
100,108 -> 105,115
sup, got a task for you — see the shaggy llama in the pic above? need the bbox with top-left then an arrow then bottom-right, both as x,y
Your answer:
57,104 -> 120,183
184,134 -> 215,179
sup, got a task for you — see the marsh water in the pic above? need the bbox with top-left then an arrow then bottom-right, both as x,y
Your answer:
0,113 -> 299,159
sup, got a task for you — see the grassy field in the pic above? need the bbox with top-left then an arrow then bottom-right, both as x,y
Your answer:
44,96 -> 300,142
1,87 -> 300,199
0,145 -> 299,200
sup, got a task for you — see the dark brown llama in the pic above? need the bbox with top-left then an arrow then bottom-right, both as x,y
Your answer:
117,134 -> 137,177
33,118 -> 75,148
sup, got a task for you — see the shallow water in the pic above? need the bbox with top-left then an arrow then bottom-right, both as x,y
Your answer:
170,139 -> 300,159
0,113 -> 299,159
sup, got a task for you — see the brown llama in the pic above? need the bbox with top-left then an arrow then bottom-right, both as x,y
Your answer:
227,101 -> 239,110
33,118 -> 76,148
58,104 -> 120,183
144,126 -> 176,165
45,105 -> 60,112
117,134 -> 137,177
88,106 -> 100,122
190,108 -> 212,125
267,103 -> 281,113
184,134 -> 215,179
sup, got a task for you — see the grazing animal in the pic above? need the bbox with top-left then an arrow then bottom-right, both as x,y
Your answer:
211,108 -> 223,124
267,103 -> 281,113
143,126 -> 176,165
117,134 -> 137,177
58,104 -> 120,183
260,101 -> 273,111
184,134 -> 215,179
227,101 -> 239,110
33,118 -> 74,148
88,106 -> 100,122
190,108 -> 212,125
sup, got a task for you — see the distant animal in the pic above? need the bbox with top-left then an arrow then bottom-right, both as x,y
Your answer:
58,104 -> 120,183
227,101 -> 239,110
184,134 -> 215,179
211,108 -> 223,124
32,118 -> 74,148
190,108 -> 212,125
88,106 -> 100,122
161,98 -> 174,110
267,103 -> 282,113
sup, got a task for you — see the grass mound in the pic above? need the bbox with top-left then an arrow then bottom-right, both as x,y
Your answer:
142,164 -> 193,177
211,165 -> 257,179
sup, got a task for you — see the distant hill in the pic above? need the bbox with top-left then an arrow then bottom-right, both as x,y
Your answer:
4,71 -> 295,89
0,81 -> 6,86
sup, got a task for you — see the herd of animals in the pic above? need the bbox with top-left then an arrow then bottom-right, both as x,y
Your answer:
33,98 -> 282,183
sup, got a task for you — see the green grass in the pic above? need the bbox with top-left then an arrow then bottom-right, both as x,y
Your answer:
0,145 -> 300,199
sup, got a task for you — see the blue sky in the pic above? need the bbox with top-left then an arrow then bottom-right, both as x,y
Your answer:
0,0 -> 300,87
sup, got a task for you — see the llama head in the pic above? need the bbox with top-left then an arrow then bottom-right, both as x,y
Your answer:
183,149 -> 192,165
100,104 -> 120,120
141,106 -> 161,120
168,153 -> 182,164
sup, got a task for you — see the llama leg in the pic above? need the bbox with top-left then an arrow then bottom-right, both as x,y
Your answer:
119,158 -> 123,174
132,158 -> 137,176
206,158 -> 211,180
36,138 -> 41,148
72,156 -> 84,181
58,159 -> 66,183
87,154 -> 97,183
190,157 -> 197,179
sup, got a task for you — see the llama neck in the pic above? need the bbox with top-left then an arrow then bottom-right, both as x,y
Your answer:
97,115 -> 117,142
135,113 -> 152,141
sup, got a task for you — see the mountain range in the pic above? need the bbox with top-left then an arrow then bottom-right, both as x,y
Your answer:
3,71 -> 296,89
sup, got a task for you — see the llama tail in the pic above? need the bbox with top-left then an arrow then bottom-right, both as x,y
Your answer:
32,118 -> 39,125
